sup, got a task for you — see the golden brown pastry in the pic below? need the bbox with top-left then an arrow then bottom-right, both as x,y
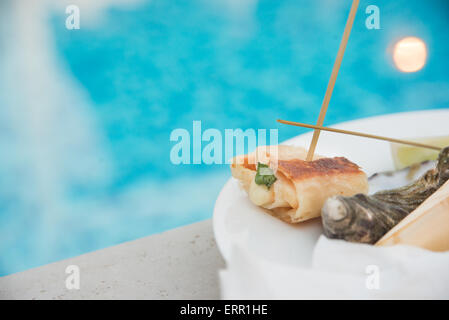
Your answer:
231,145 -> 369,223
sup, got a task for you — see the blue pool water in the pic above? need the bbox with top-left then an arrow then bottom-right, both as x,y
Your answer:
1,0 -> 449,276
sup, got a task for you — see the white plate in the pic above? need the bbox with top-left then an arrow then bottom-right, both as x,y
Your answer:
213,109 -> 449,267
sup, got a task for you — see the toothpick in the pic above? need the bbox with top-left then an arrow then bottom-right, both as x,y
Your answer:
278,120 -> 442,151
306,0 -> 360,161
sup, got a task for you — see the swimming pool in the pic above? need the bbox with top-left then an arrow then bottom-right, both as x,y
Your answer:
0,0 -> 448,276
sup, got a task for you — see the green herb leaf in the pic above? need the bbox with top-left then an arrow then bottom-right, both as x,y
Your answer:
255,162 -> 277,189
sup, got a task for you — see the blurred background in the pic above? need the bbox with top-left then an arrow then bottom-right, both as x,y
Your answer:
0,0 -> 448,276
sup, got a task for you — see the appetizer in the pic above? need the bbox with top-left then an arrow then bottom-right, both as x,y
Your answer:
322,146 -> 449,244
231,145 -> 369,223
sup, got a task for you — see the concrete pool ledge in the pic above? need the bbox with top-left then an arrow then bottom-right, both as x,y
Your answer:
0,220 -> 225,300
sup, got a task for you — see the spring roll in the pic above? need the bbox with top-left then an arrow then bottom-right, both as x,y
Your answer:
231,145 -> 369,223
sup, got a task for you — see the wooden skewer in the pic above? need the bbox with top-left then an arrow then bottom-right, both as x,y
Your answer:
306,0 -> 360,161
278,119 -> 442,151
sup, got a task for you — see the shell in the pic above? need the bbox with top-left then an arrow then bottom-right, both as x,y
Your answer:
321,146 -> 449,244
368,160 -> 436,194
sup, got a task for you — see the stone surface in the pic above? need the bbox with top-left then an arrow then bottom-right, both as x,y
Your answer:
0,219 -> 225,300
